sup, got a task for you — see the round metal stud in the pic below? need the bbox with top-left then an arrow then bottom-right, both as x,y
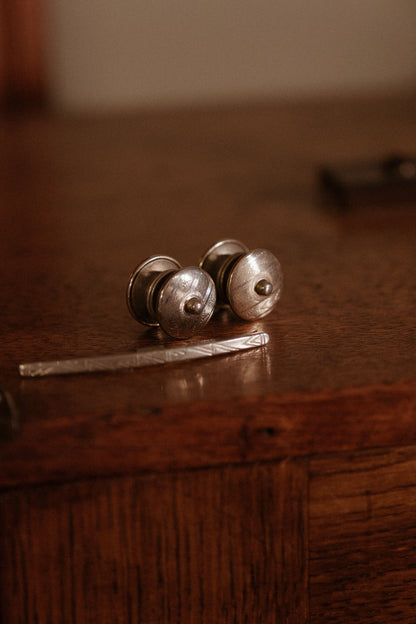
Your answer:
127,255 -> 216,339
200,239 -> 283,321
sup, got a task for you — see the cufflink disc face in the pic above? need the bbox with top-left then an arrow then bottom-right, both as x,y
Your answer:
127,256 -> 181,327
199,239 -> 249,304
227,248 -> 283,320
127,257 -> 216,339
157,267 -> 216,339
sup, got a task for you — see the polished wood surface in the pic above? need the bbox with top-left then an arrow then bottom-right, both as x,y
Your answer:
1,92 -> 416,622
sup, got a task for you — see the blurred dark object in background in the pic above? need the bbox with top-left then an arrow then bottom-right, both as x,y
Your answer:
319,154 -> 416,209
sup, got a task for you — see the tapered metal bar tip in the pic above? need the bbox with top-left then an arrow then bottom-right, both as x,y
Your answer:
18,332 -> 270,378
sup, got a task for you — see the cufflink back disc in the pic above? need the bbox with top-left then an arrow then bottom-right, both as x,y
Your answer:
200,239 -> 283,321
127,256 -> 216,339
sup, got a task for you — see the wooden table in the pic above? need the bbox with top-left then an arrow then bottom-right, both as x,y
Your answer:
1,92 -> 416,623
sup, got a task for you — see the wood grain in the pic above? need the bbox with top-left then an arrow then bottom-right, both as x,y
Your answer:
0,460 -> 308,624
0,93 -> 416,486
309,446 -> 416,622
1,381 -> 416,488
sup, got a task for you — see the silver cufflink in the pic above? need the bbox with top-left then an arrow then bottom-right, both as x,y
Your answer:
126,255 -> 216,339
200,239 -> 283,320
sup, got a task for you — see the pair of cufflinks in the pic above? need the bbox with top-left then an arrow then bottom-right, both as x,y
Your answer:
126,239 -> 283,339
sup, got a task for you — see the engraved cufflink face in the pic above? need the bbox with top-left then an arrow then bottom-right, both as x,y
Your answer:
127,256 -> 216,339
200,239 -> 283,321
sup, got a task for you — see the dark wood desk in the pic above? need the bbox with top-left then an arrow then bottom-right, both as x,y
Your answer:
1,93 -> 416,623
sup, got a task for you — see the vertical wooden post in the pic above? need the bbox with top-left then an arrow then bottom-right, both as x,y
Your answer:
0,0 -> 46,109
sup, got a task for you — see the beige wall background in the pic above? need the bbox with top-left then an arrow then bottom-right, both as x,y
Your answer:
46,1 -> 416,111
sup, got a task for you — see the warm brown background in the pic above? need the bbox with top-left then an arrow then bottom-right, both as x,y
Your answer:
3,1 -> 416,111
